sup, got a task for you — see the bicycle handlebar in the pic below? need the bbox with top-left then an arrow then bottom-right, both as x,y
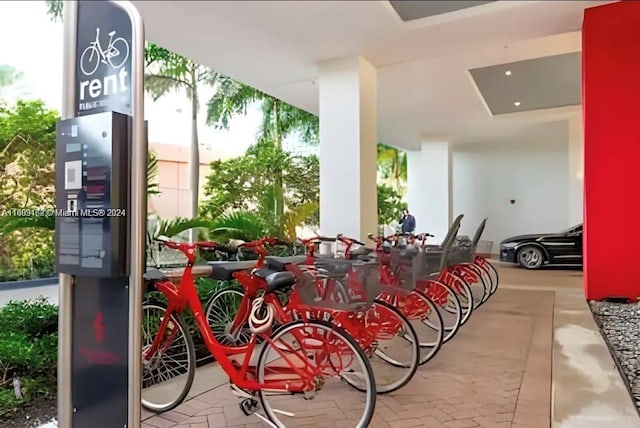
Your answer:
154,237 -> 219,252
238,236 -> 290,251
335,233 -> 365,246
415,232 -> 435,239
209,244 -> 237,254
295,236 -> 334,246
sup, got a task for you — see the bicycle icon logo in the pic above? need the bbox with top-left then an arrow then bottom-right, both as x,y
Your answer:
80,27 -> 130,77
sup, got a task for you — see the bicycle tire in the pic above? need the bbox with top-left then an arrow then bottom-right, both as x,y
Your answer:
470,258 -> 493,298
141,300 -> 196,413
79,45 -> 100,76
459,263 -> 491,309
348,299 -> 420,393
256,319 -> 376,428
419,280 -> 463,343
107,37 -> 130,69
444,272 -> 474,326
400,290 -> 446,364
205,285 -> 254,345
482,259 -> 500,295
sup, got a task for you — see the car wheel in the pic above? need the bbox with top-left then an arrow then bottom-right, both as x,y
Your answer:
517,246 -> 544,269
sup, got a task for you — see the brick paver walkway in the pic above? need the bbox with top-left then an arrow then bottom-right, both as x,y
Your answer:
142,287 -> 553,428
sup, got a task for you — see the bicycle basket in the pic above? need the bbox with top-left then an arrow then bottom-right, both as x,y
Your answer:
286,259 -> 383,313
448,236 -> 474,265
389,247 -> 442,288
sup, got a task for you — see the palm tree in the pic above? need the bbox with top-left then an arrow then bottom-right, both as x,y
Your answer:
377,143 -> 407,190
206,76 -> 318,236
144,45 -> 219,240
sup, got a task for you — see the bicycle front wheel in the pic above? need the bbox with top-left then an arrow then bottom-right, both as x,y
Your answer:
141,301 -> 196,413
257,319 -> 376,428
342,299 -> 420,394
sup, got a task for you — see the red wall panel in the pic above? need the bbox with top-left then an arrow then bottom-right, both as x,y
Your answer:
583,1 -> 640,300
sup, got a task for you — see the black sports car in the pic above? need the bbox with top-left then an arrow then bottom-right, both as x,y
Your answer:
499,224 -> 583,269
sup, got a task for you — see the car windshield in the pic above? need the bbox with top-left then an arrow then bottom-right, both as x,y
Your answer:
560,224 -> 582,234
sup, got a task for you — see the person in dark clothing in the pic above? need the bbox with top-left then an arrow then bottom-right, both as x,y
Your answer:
399,209 -> 416,234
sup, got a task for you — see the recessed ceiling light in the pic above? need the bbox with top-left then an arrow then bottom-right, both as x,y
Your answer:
514,101 -> 521,106
505,70 -> 512,76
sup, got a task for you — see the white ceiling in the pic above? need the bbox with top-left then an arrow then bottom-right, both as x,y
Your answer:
133,0 -> 613,150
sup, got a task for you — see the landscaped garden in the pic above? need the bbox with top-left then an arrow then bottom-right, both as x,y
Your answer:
0,3 -> 412,425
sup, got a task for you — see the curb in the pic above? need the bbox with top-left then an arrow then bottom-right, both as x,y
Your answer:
0,277 -> 58,291
589,301 -> 640,419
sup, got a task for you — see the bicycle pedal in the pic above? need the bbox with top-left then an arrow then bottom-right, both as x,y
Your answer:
239,398 -> 258,416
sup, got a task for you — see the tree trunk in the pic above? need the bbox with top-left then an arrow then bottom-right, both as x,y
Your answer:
273,100 -> 285,237
189,68 -> 200,242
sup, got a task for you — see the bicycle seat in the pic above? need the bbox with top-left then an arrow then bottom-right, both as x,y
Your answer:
143,269 -> 167,282
253,268 -> 278,280
265,255 -> 306,271
207,260 -> 257,281
143,269 -> 168,293
349,247 -> 374,259
264,271 -> 297,294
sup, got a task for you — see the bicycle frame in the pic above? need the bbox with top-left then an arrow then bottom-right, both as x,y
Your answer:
335,235 -> 432,320
222,238 -> 399,354
90,28 -> 118,62
145,240 -> 322,393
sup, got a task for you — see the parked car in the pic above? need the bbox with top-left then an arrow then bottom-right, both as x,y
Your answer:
499,224 -> 583,269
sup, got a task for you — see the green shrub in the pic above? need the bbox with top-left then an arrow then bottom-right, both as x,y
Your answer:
0,231 -> 55,281
0,389 -> 22,417
0,298 -> 58,339
0,298 -> 58,418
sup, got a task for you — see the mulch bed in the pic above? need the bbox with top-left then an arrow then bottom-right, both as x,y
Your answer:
2,396 -> 56,428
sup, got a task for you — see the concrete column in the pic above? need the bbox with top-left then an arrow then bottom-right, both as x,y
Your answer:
406,141 -> 453,242
318,57 -> 378,242
568,115 -> 583,225
583,1 -> 640,300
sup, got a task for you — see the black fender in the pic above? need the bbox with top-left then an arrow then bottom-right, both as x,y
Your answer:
514,242 -> 550,261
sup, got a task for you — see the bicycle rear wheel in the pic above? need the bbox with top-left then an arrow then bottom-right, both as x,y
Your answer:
205,285 -> 253,345
257,319 -> 376,428
141,300 -> 196,412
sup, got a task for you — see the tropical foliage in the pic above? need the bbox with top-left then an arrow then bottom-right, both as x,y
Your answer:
39,0 -> 410,254
206,77 -> 319,237
200,139 -> 320,242
377,184 -> 407,230
144,44 -> 220,216
0,99 -> 162,279
0,100 -> 57,281
378,143 -> 407,190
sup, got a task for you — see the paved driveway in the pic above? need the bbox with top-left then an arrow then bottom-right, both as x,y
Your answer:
0,283 -> 58,307
142,283 -> 554,428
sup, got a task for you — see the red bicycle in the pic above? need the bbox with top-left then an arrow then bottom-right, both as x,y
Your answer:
140,236 -> 377,428
267,235 -> 444,365
204,237 -> 421,394
365,232 -> 472,342
419,217 -> 499,311
416,231 -> 490,317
